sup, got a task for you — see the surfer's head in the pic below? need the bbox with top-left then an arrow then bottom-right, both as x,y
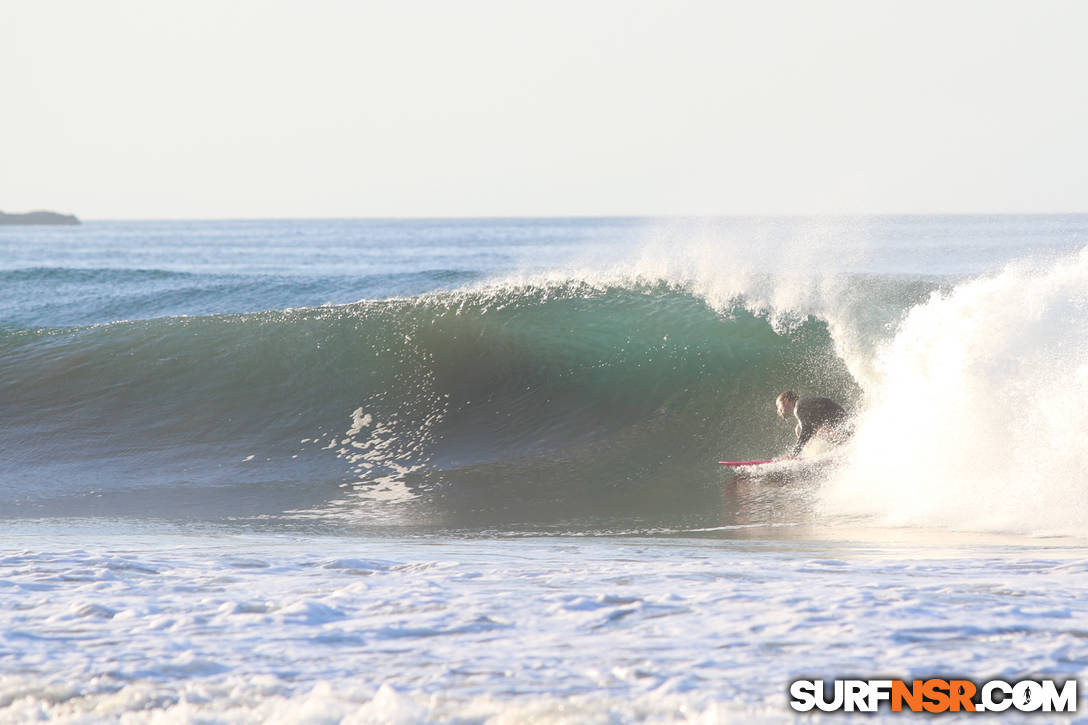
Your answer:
776,390 -> 798,419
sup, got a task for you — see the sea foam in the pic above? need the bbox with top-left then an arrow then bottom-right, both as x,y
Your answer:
822,247 -> 1088,536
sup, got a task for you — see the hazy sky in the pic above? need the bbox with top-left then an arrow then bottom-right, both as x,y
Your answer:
3,0 -> 1087,218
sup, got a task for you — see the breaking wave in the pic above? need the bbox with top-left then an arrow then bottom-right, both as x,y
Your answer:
6,243 -> 1087,537
1,278 -> 863,527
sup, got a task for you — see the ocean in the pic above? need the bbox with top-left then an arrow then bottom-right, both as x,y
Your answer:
2,216 -> 1088,722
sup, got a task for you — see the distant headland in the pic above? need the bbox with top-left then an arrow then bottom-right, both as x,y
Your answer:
0,210 -> 81,225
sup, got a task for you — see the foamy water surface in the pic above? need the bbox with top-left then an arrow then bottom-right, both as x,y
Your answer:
4,527 -> 1087,723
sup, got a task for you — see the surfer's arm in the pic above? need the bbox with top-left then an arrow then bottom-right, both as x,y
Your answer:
790,423 -> 815,458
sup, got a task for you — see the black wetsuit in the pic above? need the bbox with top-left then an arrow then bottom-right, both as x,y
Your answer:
790,397 -> 847,458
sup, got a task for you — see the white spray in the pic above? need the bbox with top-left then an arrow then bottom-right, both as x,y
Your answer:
822,247 -> 1088,536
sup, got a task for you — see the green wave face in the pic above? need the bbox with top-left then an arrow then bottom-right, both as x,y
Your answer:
0,281 -> 865,528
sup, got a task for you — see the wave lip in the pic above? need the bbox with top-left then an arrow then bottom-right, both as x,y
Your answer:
0,266 -> 486,328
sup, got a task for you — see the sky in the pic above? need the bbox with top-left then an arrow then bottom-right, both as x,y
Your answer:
2,0 -> 1088,219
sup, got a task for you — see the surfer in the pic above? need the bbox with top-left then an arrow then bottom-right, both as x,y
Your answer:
775,391 -> 849,458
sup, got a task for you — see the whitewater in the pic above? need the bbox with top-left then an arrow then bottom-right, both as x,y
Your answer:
2,216 -> 1088,722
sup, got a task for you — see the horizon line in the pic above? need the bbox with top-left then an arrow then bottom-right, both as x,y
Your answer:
69,210 -> 1088,223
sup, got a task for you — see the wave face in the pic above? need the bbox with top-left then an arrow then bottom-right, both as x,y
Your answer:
1,281 -> 862,528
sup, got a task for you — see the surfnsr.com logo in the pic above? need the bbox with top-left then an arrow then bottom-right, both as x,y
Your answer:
789,679 -> 1078,714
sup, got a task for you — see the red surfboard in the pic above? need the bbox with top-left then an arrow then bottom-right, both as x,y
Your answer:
718,459 -> 775,467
